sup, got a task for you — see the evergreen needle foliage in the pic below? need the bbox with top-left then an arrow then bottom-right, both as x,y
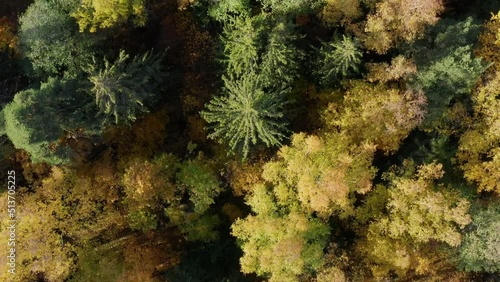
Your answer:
201,72 -> 288,158
220,15 -> 262,78
87,50 -> 166,125
5,0 -> 500,281
315,35 -> 362,86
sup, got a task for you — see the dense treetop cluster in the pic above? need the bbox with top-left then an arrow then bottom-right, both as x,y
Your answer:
0,0 -> 499,281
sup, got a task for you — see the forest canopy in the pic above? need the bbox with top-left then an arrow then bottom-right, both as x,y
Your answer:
0,0 -> 499,281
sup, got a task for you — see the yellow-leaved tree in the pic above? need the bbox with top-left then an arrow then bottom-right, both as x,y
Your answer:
457,70 -> 500,195
363,0 -> 444,54
0,167 -> 124,282
72,0 -> 147,32
231,131 -> 377,281
231,184 -> 331,282
323,81 -> 427,153
320,0 -> 362,27
356,161 -> 471,279
262,132 -> 377,217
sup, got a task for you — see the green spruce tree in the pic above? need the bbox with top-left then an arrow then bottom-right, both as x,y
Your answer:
201,72 -> 288,158
87,50 -> 166,125
314,35 -> 362,87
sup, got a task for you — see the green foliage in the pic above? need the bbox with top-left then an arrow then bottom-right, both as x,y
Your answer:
457,203 -> 500,273
409,18 -> 487,130
258,0 -> 323,15
232,209 -> 330,282
2,77 -> 99,165
431,17 -> 482,49
176,158 -> 222,214
19,0 -> 94,77
178,213 -> 221,242
72,0 -> 147,32
260,19 -> 301,88
122,151 -> 222,241
230,131 -> 373,280
167,156 -> 223,242
353,184 -> 389,228
206,0 -> 252,22
127,209 -> 158,231
221,15 -> 300,84
3,1 -> 500,281
314,35 -> 362,86
221,15 -> 263,78
87,50 -> 166,125
201,73 -> 289,158
412,46 -> 486,128
70,247 -> 124,282
165,207 -> 221,242
206,15 -> 301,158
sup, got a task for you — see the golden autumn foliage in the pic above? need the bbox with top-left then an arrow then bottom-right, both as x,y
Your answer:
116,233 -> 182,282
72,231 -> 182,282
2,1 -> 500,281
103,108 -> 169,170
324,81 -> 427,153
366,55 -> 417,83
0,191 -> 76,282
122,154 -> 179,212
0,17 -> 17,50
226,159 -> 264,196
316,266 -> 347,282
357,161 -> 471,279
232,208 -> 330,282
0,167 -> 124,282
72,0 -> 147,32
363,0 -> 444,53
475,12 -> 500,75
458,71 -> 500,195
262,133 -> 376,217
320,0 -> 362,27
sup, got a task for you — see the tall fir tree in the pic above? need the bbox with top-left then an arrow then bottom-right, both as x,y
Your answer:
314,35 -> 362,87
87,50 -> 166,125
201,72 -> 288,158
